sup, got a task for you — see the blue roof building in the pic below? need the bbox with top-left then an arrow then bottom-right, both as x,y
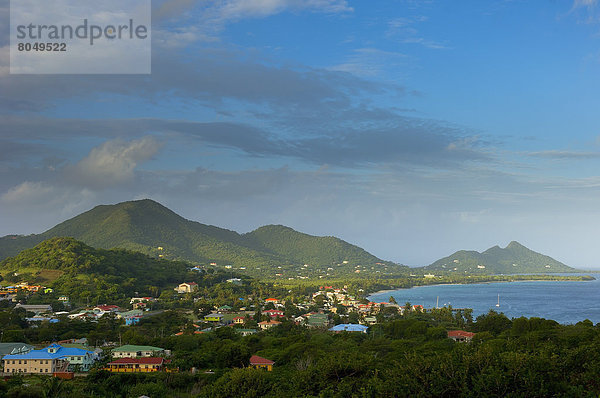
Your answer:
329,324 -> 369,333
2,344 -> 96,373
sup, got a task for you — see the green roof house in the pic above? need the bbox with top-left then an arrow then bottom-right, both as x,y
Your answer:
111,345 -> 167,358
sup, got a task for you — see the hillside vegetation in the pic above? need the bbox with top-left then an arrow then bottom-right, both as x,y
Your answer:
244,225 -> 384,266
0,237 -> 194,303
425,241 -> 575,274
0,200 -> 394,277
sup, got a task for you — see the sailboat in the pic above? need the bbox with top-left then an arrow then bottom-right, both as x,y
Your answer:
496,294 -> 500,307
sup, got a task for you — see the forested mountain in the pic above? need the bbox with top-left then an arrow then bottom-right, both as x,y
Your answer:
425,241 -> 575,274
0,237 -> 194,303
244,225 -> 384,266
0,199 -> 393,275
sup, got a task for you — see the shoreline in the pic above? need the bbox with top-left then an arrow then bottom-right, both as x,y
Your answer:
367,275 -> 596,300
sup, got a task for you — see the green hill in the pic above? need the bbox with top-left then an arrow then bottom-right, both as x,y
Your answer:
0,199 -> 396,276
244,225 -> 382,265
424,241 -> 575,274
0,237 -> 193,303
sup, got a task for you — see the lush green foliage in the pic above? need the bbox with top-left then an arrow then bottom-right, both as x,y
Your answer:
5,310 -> 600,397
245,225 -> 386,267
0,200 -> 401,277
0,237 -> 195,305
426,241 -> 576,274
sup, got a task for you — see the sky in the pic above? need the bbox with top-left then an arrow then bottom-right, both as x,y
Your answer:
2,0 -> 600,268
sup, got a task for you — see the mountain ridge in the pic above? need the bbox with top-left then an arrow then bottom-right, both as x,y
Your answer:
424,241 -> 575,274
0,199 -> 397,276
0,199 -> 577,276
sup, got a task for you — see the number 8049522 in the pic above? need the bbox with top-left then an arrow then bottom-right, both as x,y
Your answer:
17,42 -> 67,51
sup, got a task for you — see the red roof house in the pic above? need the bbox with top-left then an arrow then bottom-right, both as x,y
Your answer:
249,355 -> 274,371
447,330 -> 476,342
262,309 -> 284,318
105,357 -> 169,372
258,320 -> 281,330
94,305 -> 120,313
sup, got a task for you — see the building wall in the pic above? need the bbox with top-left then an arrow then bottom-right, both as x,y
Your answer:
113,350 -> 160,358
3,358 -> 60,374
106,363 -> 162,372
63,354 -> 93,371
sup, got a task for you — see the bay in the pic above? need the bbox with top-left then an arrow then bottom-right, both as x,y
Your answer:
368,275 -> 600,324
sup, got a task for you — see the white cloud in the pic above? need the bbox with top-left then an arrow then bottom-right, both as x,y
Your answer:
68,136 -> 163,189
386,15 -> 448,50
330,48 -> 408,77
213,0 -> 352,22
528,150 -> 600,159
574,0 -> 597,9
1,181 -> 55,204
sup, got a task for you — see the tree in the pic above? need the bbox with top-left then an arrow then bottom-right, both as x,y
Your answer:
475,310 -> 512,335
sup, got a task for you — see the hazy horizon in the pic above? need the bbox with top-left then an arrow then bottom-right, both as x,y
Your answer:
3,1 -> 600,269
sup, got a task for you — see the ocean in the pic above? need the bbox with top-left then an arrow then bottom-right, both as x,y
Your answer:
368,275 -> 600,324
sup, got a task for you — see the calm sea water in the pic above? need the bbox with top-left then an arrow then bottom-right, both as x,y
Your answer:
368,275 -> 600,324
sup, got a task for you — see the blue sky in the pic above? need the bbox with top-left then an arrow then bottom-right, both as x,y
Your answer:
2,0 -> 600,267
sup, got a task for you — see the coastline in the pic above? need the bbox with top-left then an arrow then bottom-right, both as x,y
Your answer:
366,274 -> 596,300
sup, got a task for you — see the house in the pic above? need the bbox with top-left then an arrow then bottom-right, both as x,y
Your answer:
305,313 -> 329,329
174,282 -> 198,294
249,355 -> 274,371
363,316 -> 377,326
105,357 -> 169,373
258,320 -> 281,330
132,302 -> 147,310
329,324 -> 368,333
14,304 -> 53,314
129,297 -> 155,305
447,330 -> 476,342
265,298 -> 279,305
25,316 -> 59,324
217,305 -> 233,313
233,317 -> 245,325
262,309 -> 284,318
94,305 -> 120,312
15,283 -> 43,293
111,345 -> 166,358
93,305 -> 121,316
2,344 -> 96,373
204,313 -> 224,323
57,339 -> 99,360
226,278 -> 242,285
117,309 -> 144,319
236,329 -> 257,336
68,310 -> 100,320
125,316 -> 142,326
0,343 -> 33,360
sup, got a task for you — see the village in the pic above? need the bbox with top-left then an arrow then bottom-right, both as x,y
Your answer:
0,281 -> 475,378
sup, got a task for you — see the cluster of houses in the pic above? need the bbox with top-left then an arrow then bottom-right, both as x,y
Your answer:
191,286 -> 430,333
13,296 -> 159,327
0,281 -> 477,377
0,341 -> 173,375
0,282 -> 55,301
0,341 -> 281,375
